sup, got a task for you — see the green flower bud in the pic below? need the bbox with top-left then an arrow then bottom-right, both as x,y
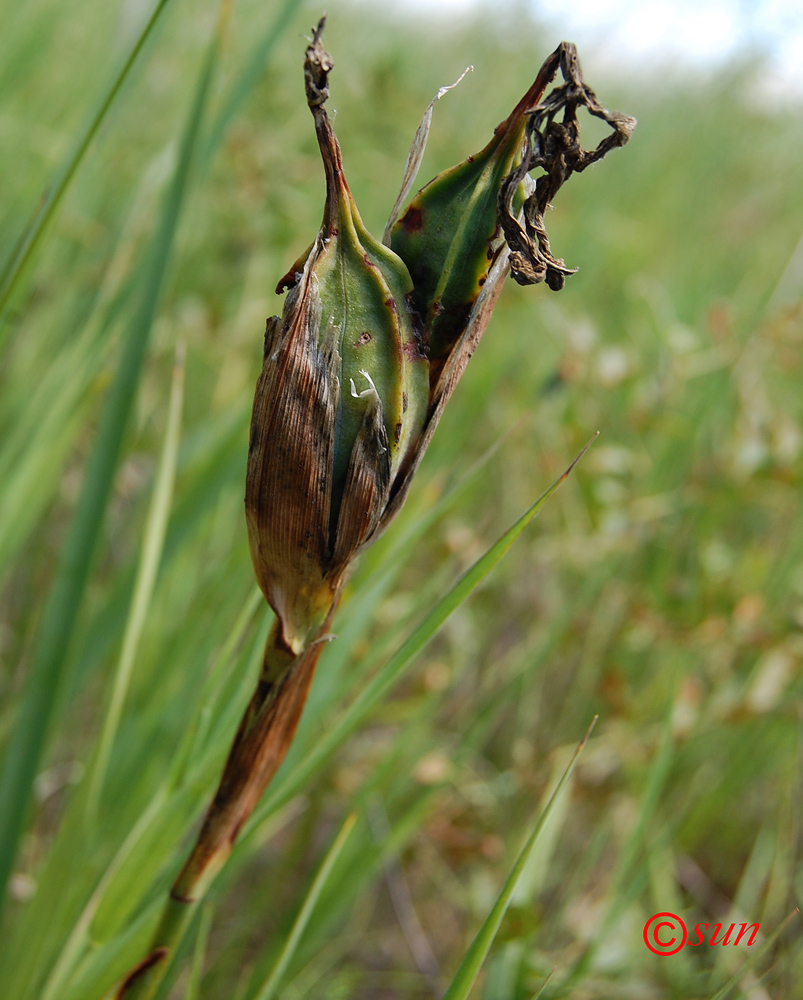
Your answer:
246,21 -> 429,656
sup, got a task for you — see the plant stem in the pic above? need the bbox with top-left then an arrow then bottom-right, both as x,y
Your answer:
114,615 -> 332,999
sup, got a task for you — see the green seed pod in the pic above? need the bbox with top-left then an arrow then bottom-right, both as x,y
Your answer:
390,43 -> 635,381
389,65 -> 551,376
245,23 -> 429,656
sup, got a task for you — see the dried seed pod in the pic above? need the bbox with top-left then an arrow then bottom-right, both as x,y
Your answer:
245,21 -> 429,656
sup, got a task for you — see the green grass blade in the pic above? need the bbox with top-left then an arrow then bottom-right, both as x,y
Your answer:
202,0 -> 304,159
530,968 -> 556,999
184,902 -> 215,1000
565,705 -> 676,987
246,438 -> 596,833
249,813 -> 358,1000
38,789 -> 169,1000
441,719 -> 596,1000
707,909 -> 799,1000
86,342 -> 186,820
0,0 -> 175,325
0,12 -> 222,914
169,585 -> 265,790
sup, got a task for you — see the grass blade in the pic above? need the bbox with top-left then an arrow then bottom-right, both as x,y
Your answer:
184,902 -> 214,1000
0,9 -> 223,915
246,437 -> 596,833
86,342 -> 186,820
441,719 -> 597,1000
38,790 -> 169,1000
0,0 -> 175,325
565,705 -> 676,987
249,813 -> 358,1000
202,0 -> 304,160
530,968 -> 556,999
707,909 -> 799,1000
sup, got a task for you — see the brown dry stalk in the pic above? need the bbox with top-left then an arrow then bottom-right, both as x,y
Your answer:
170,618 -> 333,901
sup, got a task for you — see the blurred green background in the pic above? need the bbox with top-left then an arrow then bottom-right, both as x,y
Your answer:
1,0 -> 802,997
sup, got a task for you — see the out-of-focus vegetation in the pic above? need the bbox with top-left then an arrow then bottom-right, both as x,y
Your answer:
1,0 -> 802,997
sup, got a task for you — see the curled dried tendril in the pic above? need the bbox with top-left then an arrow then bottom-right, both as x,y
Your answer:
499,42 -> 637,290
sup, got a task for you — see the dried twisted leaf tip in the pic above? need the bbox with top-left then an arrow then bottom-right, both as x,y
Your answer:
498,42 -> 637,289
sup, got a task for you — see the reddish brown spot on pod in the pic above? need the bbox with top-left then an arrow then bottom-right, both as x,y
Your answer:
403,338 -> 425,362
400,206 -> 424,232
